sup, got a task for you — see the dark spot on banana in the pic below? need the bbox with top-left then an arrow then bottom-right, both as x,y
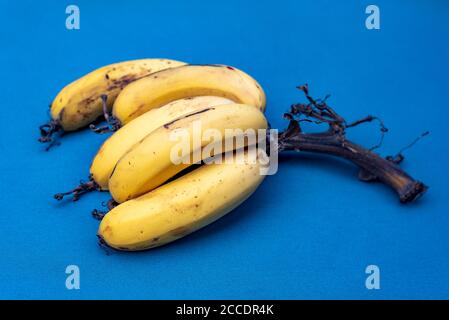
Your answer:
107,74 -> 147,91
163,108 -> 214,128
152,237 -> 159,242
105,74 -> 110,80
169,226 -> 190,237
108,75 -> 137,90
79,96 -> 97,107
58,108 -> 65,119
128,104 -> 146,119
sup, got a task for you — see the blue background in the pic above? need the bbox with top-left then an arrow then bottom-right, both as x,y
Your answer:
0,0 -> 448,299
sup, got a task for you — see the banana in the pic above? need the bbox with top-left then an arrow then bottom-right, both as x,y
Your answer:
39,58 -> 185,141
108,103 -> 268,203
98,150 -> 268,251
90,96 -> 233,190
112,64 -> 266,125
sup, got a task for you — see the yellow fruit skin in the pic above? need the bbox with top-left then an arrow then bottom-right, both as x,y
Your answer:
112,64 -> 266,125
108,103 -> 268,203
50,59 -> 185,131
98,151 -> 267,251
90,96 -> 233,190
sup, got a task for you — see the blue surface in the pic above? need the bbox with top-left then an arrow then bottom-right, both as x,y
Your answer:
0,0 -> 448,299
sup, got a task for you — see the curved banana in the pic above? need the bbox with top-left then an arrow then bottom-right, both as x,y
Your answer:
109,103 -> 268,203
112,64 -> 266,125
90,96 -> 233,190
98,150 -> 268,251
40,58 -> 185,141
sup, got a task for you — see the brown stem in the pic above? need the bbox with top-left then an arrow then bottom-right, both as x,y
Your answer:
278,85 -> 428,203
38,119 -> 63,150
279,126 -> 427,203
89,95 -> 122,134
54,176 -> 99,201
92,209 -> 107,220
91,198 -> 118,220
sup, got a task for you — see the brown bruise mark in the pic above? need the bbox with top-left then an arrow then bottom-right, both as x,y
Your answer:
107,70 -> 153,92
127,104 -> 146,119
107,74 -> 140,91
169,226 -> 191,238
80,96 -> 96,106
109,162 -> 118,178
163,108 -> 214,129
58,107 -> 66,121
72,96 -> 102,122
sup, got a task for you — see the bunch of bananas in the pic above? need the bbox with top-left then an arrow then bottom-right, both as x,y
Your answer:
42,59 -> 269,251
42,59 -> 427,252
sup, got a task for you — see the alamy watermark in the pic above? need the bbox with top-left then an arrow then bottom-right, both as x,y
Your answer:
66,5 -> 80,30
365,265 -> 380,290
365,5 -> 380,30
169,120 -> 278,175
65,265 -> 80,290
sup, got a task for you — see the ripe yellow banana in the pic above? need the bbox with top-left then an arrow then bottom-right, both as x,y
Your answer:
90,96 -> 233,190
109,103 -> 268,203
112,64 -> 266,125
98,150 -> 268,251
40,58 -> 185,141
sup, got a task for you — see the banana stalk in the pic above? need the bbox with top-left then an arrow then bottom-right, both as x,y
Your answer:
277,85 -> 427,203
